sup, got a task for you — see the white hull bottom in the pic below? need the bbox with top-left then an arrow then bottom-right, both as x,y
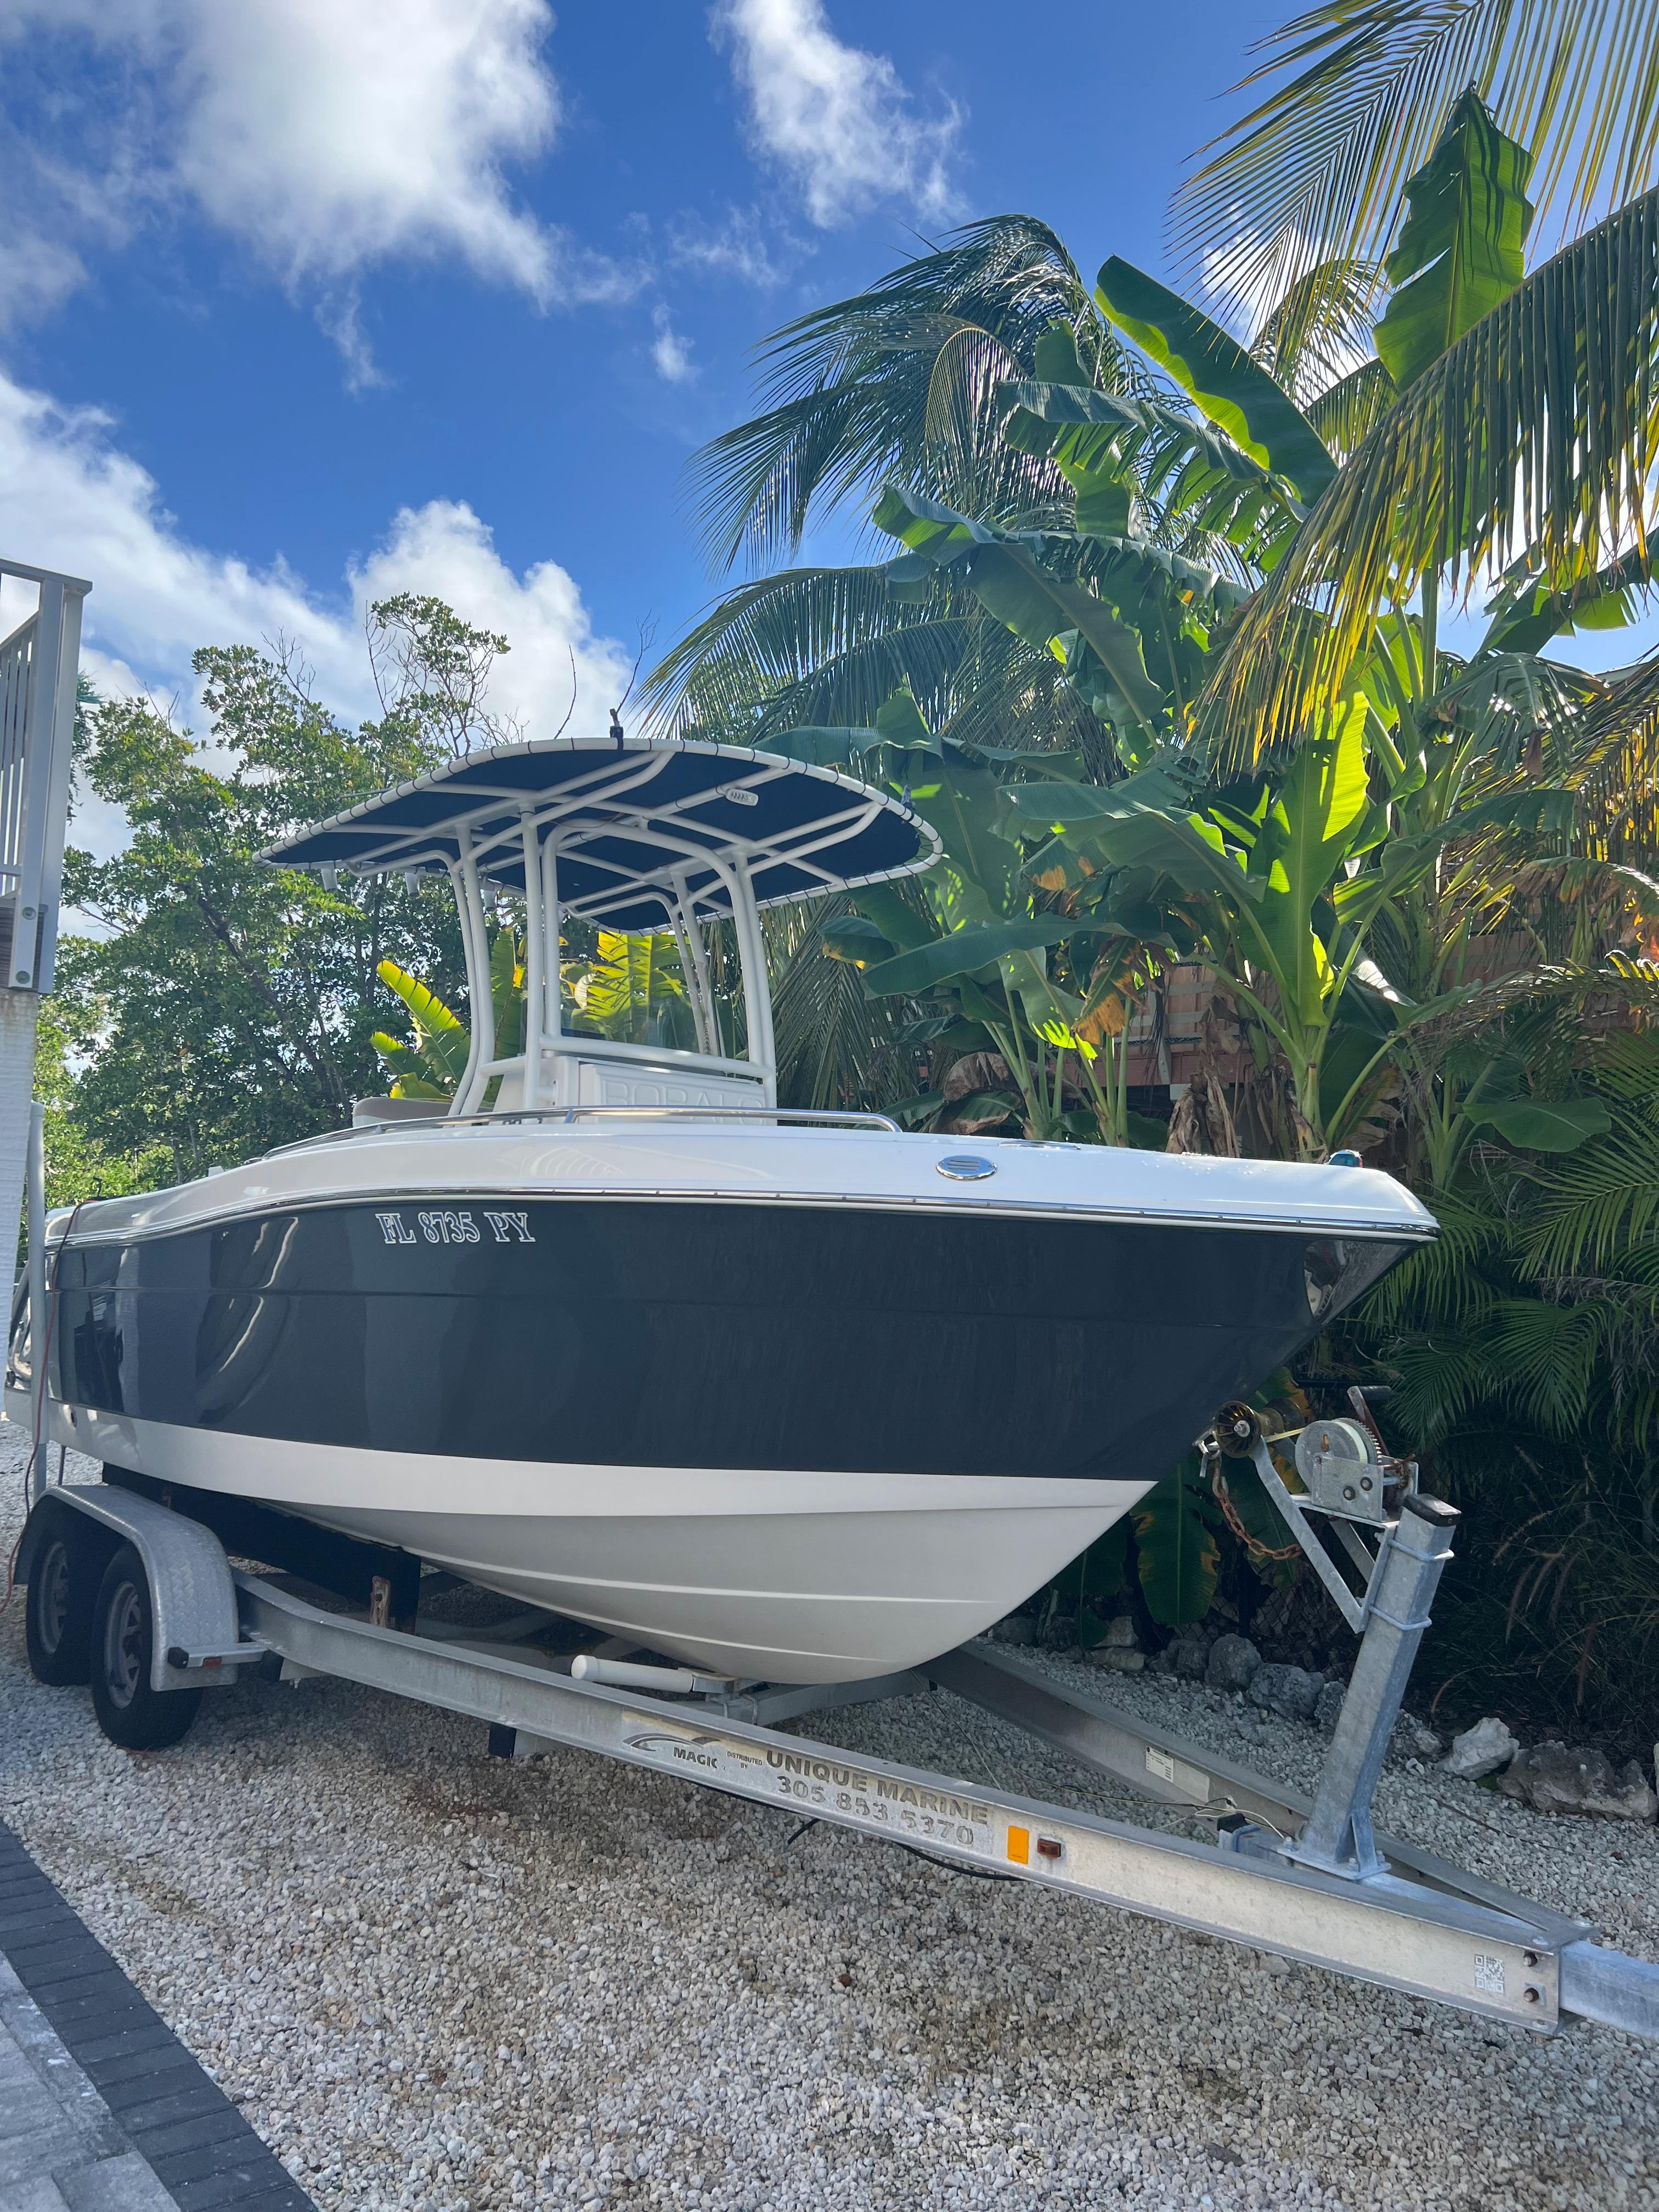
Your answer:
30,1407 -> 1149,1681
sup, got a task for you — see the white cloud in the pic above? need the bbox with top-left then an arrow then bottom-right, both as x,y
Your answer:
712,0 -> 963,229
0,369 -> 633,860
165,0 -> 562,295
650,304 -> 697,385
0,230 -> 88,335
666,203 -> 802,287
350,501 -> 635,738
0,0 -> 643,356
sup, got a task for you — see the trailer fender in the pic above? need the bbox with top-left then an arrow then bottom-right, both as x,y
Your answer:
20,1486 -> 251,1691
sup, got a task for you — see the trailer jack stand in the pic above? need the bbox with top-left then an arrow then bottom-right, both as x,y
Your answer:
1282,1490 -> 1459,1881
1197,1397 -> 1460,1886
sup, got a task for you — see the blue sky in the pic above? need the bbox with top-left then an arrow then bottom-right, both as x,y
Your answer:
0,0 -> 1264,758
1,0 -> 1642,795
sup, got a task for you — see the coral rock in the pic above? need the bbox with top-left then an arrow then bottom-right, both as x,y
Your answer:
1498,1742 -> 1657,1822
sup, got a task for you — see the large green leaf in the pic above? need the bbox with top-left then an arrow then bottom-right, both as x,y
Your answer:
1132,1454 -> 1220,1627
873,688 -> 937,751
861,915 -> 1097,998
872,486 -> 1166,729
1470,1097 -> 1614,1152
574,931 -> 691,1046
1008,780 -> 1249,903
1094,257 -> 1336,504
1080,1517 -> 1131,1604
971,545 -> 1165,727
1249,693 -> 1373,1019
1002,340 -> 1139,538
821,915 -> 895,968
1001,375 -> 1286,541
1373,90 -> 1534,393
1478,548 -> 1652,658
376,960 -> 469,1086
1001,758 -> 1199,829
908,746 -> 1022,933
847,878 -> 939,955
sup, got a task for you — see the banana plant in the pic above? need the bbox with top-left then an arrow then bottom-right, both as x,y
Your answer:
569,931 -> 697,1050
1133,1452 -> 1223,1626
1000,703 -> 1431,1156
372,928 -> 523,1101
874,479 -> 1248,768
761,693 -> 1157,1142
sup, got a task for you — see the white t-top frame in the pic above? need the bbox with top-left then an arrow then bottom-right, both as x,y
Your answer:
447,769 -> 779,1116
261,736 -> 941,1120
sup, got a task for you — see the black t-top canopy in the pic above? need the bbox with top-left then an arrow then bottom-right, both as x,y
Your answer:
261,735 -> 939,929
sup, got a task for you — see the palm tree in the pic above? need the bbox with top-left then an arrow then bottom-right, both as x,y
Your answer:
649,93 -> 1659,1146
687,215 -> 1138,573
645,217 -> 1261,764
1173,0 -> 1659,328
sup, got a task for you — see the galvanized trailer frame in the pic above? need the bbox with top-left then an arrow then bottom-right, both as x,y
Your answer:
15,1474 -> 1659,2045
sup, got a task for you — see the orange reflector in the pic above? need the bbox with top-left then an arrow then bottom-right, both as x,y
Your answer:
1006,1825 -> 1030,1866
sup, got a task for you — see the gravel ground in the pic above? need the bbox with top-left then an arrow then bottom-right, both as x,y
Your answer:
2,1436 -> 1656,2212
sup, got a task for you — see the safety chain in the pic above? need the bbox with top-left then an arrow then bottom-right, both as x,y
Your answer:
1206,1444 -> 1304,1565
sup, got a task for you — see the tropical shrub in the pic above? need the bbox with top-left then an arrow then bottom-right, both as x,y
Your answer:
646,84 -> 1659,1692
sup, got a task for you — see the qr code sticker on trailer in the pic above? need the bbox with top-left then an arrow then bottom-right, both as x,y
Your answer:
1472,1952 -> 1506,1996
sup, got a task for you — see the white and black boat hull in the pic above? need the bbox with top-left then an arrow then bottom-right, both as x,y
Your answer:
19,1408 -> 1137,1680
17,1161 -> 1421,1680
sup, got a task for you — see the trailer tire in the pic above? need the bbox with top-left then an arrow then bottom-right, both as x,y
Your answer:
25,1529 -> 95,1686
89,1545 -> 202,1751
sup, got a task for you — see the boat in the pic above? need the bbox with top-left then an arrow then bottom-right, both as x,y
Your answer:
7,735 -> 1436,1683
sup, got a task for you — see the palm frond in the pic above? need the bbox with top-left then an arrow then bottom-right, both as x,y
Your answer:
1173,0 -> 1659,325
1524,1103 -> 1659,1275
1250,256 -> 1390,403
641,567 -> 957,734
1200,189 -> 1659,765
1302,358 -> 1400,459
640,562 -> 1109,759
1357,1188 -> 1505,1331
768,897 -> 922,1110
1560,647 -> 1659,861
1586,1026 -> 1659,1099
686,216 -> 1149,574
1384,1328 -> 1508,1444
1478,1293 -> 1604,1429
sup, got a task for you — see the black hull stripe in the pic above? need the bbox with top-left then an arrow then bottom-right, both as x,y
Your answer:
40,1199 -> 1406,1486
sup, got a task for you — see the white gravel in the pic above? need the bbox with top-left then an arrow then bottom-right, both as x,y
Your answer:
3,1436 -> 1656,2212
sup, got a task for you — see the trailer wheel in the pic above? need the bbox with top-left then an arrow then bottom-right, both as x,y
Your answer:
25,1531 -> 94,1686
89,1545 -> 201,1751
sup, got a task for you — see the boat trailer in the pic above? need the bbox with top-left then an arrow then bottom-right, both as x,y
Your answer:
13,1434 -> 1659,2046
